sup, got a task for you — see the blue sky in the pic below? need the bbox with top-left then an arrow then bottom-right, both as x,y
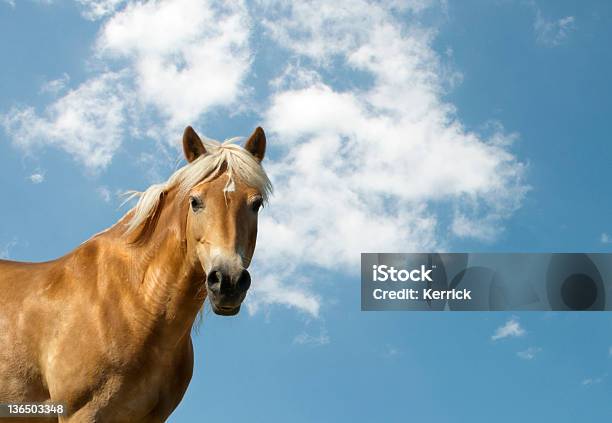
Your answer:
1,0 -> 611,421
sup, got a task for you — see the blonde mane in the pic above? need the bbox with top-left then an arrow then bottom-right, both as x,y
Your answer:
124,137 -> 272,234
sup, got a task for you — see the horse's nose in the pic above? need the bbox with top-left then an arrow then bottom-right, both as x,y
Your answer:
206,268 -> 230,293
206,268 -> 251,293
236,269 -> 251,292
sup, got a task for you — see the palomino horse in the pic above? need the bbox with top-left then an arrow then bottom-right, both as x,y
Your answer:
0,126 -> 271,422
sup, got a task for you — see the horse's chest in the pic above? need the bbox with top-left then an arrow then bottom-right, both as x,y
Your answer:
103,350 -> 192,421
52,340 -> 194,421
105,368 -> 178,421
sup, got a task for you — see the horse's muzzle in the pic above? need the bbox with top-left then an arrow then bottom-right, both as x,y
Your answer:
206,268 -> 251,316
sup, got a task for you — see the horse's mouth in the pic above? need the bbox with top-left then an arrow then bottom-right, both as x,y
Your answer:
211,303 -> 241,316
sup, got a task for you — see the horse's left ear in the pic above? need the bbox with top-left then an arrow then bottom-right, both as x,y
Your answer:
244,127 -> 266,162
183,126 -> 206,163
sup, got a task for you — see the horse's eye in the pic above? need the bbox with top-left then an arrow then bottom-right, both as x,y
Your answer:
251,197 -> 263,213
189,196 -> 203,212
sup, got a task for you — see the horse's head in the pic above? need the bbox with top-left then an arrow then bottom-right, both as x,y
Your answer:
182,126 -> 267,316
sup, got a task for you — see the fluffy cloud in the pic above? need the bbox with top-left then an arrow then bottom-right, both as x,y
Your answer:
3,0 -> 251,171
28,172 -> 45,184
534,10 -> 576,47
247,0 -> 526,314
97,186 -> 112,203
516,346 -> 542,360
2,72 -> 127,170
40,73 -> 70,95
492,317 -> 526,341
76,0 -> 127,20
97,0 -> 251,131
293,328 -> 330,346
247,272 -> 321,317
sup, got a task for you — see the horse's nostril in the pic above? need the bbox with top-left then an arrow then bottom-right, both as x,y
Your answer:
207,270 -> 223,287
236,270 -> 251,292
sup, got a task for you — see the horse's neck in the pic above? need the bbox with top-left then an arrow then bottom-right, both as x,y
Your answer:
133,234 -> 202,328
98,192 -> 205,341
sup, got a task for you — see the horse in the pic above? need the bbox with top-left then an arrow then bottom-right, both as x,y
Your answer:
0,126 -> 272,422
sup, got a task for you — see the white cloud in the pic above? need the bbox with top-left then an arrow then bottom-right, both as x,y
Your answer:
40,73 -> 70,94
97,186 -> 112,202
97,0 -> 251,131
259,0 -> 433,63
2,0 -> 251,172
28,172 -> 45,184
3,0 -> 15,8
601,233 -> 611,244
247,0 -> 527,314
2,72 -> 128,171
492,317 -> 526,341
452,214 -> 499,242
582,375 -> 605,387
0,239 -> 18,259
534,10 -> 576,47
293,328 -> 330,346
247,273 -> 321,317
517,346 -> 542,360
76,0 -> 126,20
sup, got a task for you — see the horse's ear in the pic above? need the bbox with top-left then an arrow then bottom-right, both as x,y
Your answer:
182,126 -> 206,163
244,127 -> 266,162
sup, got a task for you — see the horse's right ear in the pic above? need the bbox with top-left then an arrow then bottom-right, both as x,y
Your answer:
182,126 -> 206,163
